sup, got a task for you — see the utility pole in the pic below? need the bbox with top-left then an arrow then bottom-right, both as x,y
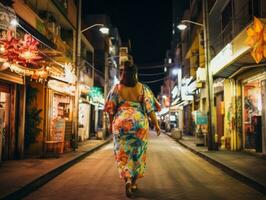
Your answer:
103,52 -> 109,139
73,0 -> 82,150
203,0 -> 216,150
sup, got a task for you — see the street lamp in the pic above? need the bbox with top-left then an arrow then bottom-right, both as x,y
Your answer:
75,0 -> 110,147
177,1 -> 216,151
172,68 -> 178,76
177,20 -> 205,31
81,23 -> 109,35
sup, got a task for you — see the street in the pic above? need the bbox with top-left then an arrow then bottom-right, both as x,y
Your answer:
24,132 -> 265,200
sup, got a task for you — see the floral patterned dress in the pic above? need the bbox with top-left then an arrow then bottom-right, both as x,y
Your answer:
104,83 -> 155,180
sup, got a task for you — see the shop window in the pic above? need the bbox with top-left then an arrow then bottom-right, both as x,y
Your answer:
52,94 -> 72,120
243,80 -> 262,151
221,1 -> 233,46
208,0 -> 217,12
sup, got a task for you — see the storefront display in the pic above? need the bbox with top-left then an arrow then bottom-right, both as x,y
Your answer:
48,92 -> 73,152
243,76 -> 264,152
52,94 -> 72,120
79,103 -> 90,141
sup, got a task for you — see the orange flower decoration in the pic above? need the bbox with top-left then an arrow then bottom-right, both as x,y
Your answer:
246,17 -> 266,63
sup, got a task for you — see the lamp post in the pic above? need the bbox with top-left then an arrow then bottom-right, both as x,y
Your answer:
177,1 -> 216,150
81,24 -> 109,34
75,0 -> 109,148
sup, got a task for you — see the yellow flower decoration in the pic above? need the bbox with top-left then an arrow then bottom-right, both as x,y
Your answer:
246,17 -> 266,63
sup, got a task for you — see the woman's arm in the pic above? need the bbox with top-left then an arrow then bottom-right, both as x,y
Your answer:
149,111 -> 160,136
154,98 -> 161,112
108,114 -> 114,133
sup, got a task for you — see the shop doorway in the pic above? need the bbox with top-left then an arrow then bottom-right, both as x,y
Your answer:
215,92 -> 224,146
90,105 -> 96,138
0,83 -> 11,160
183,104 -> 192,135
243,78 -> 264,152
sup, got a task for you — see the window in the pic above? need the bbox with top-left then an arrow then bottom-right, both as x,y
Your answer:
222,1 -> 232,29
208,0 -> 217,12
249,0 -> 260,17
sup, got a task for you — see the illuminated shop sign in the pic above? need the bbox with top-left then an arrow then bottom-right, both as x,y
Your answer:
88,86 -> 104,105
210,43 -> 233,74
181,77 -> 195,101
51,63 -> 77,84
48,80 -> 75,96
171,86 -> 178,99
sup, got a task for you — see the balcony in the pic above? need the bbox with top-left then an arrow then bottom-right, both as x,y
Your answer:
210,18 -> 266,78
210,0 -> 264,58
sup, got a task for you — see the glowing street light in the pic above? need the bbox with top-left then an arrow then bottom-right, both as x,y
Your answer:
177,4 -> 216,151
172,68 -> 178,76
81,24 -> 109,34
99,27 -> 109,35
177,24 -> 187,30
177,20 -> 204,31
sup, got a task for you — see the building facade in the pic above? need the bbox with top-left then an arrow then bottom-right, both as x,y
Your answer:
209,0 -> 266,153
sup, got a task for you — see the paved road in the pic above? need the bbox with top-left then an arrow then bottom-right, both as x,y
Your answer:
24,132 -> 265,200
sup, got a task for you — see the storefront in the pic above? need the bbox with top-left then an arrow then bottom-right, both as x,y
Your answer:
46,79 -> 75,153
78,84 -> 91,141
0,4 -> 26,160
88,86 -> 104,138
181,77 -> 196,135
0,74 -> 26,161
213,78 -> 225,147
242,73 -> 266,153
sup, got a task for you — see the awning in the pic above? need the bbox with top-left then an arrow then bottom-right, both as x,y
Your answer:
214,61 -> 266,79
157,107 -> 169,116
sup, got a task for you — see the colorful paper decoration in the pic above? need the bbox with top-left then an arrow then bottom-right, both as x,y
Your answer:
0,30 -> 76,84
246,17 -> 266,63
18,34 -> 42,66
63,63 -> 76,84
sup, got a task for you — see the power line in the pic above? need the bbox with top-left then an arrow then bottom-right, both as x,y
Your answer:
141,77 -> 165,84
138,63 -> 174,69
82,59 -> 104,75
139,71 -> 166,76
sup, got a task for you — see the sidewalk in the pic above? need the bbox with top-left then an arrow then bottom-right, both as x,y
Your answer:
164,131 -> 266,195
0,137 -> 112,200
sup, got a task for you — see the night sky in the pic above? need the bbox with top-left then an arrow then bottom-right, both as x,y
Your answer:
82,0 -> 188,95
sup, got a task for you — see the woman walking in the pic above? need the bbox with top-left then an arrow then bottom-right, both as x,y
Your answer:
104,62 -> 160,197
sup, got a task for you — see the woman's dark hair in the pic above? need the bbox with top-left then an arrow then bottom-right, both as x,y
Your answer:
120,61 -> 138,87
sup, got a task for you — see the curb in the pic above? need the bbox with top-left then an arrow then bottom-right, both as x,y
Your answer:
1,138 -> 112,200
164,132 -> 266,195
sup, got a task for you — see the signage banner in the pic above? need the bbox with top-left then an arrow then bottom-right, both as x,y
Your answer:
193,111 -> 208,125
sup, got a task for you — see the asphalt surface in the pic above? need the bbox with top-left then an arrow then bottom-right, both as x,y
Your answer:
24,132 -> 266,200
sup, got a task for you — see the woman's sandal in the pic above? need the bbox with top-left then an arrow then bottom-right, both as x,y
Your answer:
125,179 -> 133,198
131,183 -> 137,191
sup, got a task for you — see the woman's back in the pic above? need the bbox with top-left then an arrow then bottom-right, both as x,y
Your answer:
118,82 -> 143,102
